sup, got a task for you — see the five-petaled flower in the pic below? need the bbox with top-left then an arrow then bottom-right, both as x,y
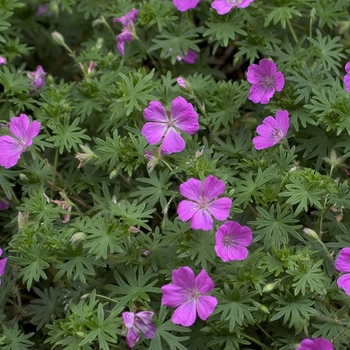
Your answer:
177,175 -> 232,231
215,221 -> 252,262
0,114 -> 41,168
122,311 -> 156,348
211,0 -> 254,15
161,266 -> 217,327
247,59 -> 284,104
114,9 -> 138,55
177,50 -> 198,64
296,338 -> 334,350
27,65 -> 46,89
252,110 -> 289,150
173,0 -> 200,11
142,96 -> 199,154
335,247 -> 350,295
344,61 -> 350,92
0,248 -> 7,286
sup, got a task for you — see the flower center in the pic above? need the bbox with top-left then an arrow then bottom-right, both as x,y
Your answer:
187,288 -> 200,301
15,138 -> 26,150
262,75 -> 275,90
226,0 -> 242,4
222,233 -> 235,247
199,196 -> 208,209
271,128 -> 283,141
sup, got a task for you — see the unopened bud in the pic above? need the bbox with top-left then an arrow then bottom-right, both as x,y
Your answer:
253,301 -> 270,314
303,228 -> 319,241
129,226 -> 139,234
51,31 -> 65,45
263,283 -> 277,293
176,77 -> 192,93
19,173 -> 29,181
71,232 -> 86,243
75,144 -> 98,168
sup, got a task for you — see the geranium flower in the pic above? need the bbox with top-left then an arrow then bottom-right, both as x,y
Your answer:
141,97 -> 199,154
344,62 -> 350,92
247,59 -> 284,104
211,0 -> 254,15
122,311 -> 156,348
335,247 -> 350,295
161,266 -> 217,327
296,338 -> 334,350
0,248 -> 8,286
173,0 -> 200,11
0,56 -> 6,65
215,221 -> 252,262
114,9 -> 139,55
0,114 -> 41,168
177,175 -> 232,231
252,110 -> 289,150
27,65 -> 46,89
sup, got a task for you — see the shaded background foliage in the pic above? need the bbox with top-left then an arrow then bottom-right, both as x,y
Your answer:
1,0 -> 350,349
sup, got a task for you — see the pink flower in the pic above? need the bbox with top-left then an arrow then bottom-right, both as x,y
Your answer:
215,221 -> 252,262
161,266 -> 217,327
211,0 -> 254,15
173,0 -> 200,11
252,110 -> 289,150
296,338 -> 334,350
177,175 -> 232,231
247,59 -> 284,104
177,50 -> 198,64
141,97 -> 199,154
122,311 -> 156,348
335,247 -> 350,295
344,62 -> 350,92
0,56 -> 6,65
27,65 -> 46,89
114,9 -> 138,55
0,248 -> 7,286
0,114 -> 41,168
0,198 -> 9,210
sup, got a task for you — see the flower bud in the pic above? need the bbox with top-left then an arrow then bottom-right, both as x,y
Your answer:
253,301 -> 270,314
176,77 -> 192,93
51,31 -> 65,46
75,144 -> 98,168
71,232 -> 86,243
303,227 -> 319,241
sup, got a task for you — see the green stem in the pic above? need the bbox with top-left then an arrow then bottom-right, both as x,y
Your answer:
286,18 -> 298,44
241,333 -> 271,349
281,139 -> 299,168
83,293 -> 119,304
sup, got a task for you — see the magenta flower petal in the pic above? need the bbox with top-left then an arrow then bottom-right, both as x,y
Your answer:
136,320 -> 156,339
207,198 -> 232,221
196,295 -> 217,321
0,256 -> 7,285
274,71 -> 285,91
191,209 -> 213,230
135,311 -> 154,324
172,266 -> 196,289
126,326 -> 140,348
179,178 -> 203,201
161,127 -> 185,153
297,338 -> 334,350
9,114 -> 30,140
203,175 -> 225,201
141,122 -> 167,145
345,62 -> 350,91
0,136 -> 22,168
211,0 -> 233,14
171,97 -> 199,134
194,269 -> 215,293
143,101 -> 168,122
114,9 -> 139,27
161,284 -> 187,307
346,62 -> 350,74
335,248 -> 350,272
177,200 -> 200,222
123,312 -> 135,328
172,300 -> 197,326
248,84 -> 269,104
173,0 -> 200,11
337,274 -> 350,295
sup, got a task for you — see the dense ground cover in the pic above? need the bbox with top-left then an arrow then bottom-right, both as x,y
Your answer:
1,0 -> 350,349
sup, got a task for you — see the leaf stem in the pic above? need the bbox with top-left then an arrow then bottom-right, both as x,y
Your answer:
286,18 -> 298,44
